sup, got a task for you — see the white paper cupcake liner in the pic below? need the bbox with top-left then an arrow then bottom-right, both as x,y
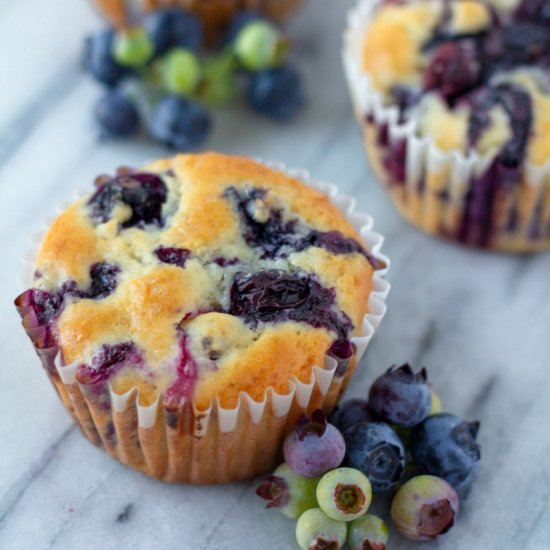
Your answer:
343,0 -> 550,253
15,159 -> 390,484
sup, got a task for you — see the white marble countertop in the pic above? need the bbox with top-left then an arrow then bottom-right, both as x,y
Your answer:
1,1 -> 550,549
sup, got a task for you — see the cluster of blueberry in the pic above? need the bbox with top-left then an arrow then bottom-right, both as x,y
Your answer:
84,8 -> 303,148
257,364 -> 481,548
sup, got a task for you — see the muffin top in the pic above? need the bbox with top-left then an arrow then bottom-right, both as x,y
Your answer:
361,0 -> 550,167
22,153 -> 379,409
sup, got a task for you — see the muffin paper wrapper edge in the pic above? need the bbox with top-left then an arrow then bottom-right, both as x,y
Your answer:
16,162 -> 390,484
343,0 -> 550,252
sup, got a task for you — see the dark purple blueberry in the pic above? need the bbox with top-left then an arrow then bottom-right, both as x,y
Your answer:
143,8 -> 203,55
83,29 -> 129,87
88,171 -> 167,228
410,413 -> 481,490
154,246 -> 191,268
391,85 -> 421,114
328,339 -> 355,377
225,186 -> 369,261
26,289 -> 63,326
164,336 -> 198,410
329,399 -> 371,434
383,137 -> 407,185
77,342 -> 138,385
492,85 -> 532,167
229,270 -> 353,339
283,410 -> 346,477
343,422 -> 405,493
484,23 -> 550,70
87,262 -> 120,299
469,85 -> 532,162
224,187 -> 298,258
515,0 -> 550,24
424,40 -> 480,100
328,339 -> 354,360
95,92 -> 140,138
212,256 -> 239,267
368,364 -> 432,427
296,230 -> 367,257
150,95 -> 211,150
247,66 -> 304,121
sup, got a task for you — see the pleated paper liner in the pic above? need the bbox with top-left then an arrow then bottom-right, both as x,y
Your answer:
92,0 -> 305,43
343,0 -> 550,253
15,162 -> 390,484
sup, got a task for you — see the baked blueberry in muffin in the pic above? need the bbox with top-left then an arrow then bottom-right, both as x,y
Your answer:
16,153 -> 382,413
346,0 -> 550,252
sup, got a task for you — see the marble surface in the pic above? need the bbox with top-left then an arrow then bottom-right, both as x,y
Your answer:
1,1 -> 550,549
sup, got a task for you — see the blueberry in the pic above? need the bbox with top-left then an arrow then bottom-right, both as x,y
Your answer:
149,96 -> 211,150
256,463 -> 319,519
25,289 -> 63,325
515,0 -> 550,24
298,230 -> 367,257
348,514 -> 389,550
368,364 -> 432,427
247,66 -> 303,121
88,171 -> 167,228
329,399 -> 371,434
295,508 -> 347,550
162,48 -> 201,97
154,246 -> 191,268
87,262 -> 120,298
283,410 -> 346,478
410,413 -> 481,490
228,270 -> 353,340
234,20 -> 281,71
223,186 -> 298,258
83,29 -> 129,87
77,342 -> 139,385
95,92 -> 140,138
143,8 -> 203,55
343,422 -> 405,493
424,40 -> 480,99
224,186 -> 368,261
316,467 -> 372,522
391,475 -> 459,541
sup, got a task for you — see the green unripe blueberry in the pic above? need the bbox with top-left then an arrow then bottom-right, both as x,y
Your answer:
429,388 -> 443,415
200,53 -> 237,106
391,475 -> 459,541
256,463 -> 319,519
316,467 -> 372,522
112,27 -> 154,67
296,508 -> 347,550
234,21 -> 281,71
348,514 -> 389,550
163,48 -> 201,97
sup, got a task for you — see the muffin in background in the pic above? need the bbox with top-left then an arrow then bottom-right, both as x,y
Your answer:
344,0 -> 550,253
15,152 -> 388,483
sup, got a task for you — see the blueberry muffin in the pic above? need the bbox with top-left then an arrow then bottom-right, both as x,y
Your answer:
94,0 -> 304,43
15,153 -> 387,483
344,0 -> 550,252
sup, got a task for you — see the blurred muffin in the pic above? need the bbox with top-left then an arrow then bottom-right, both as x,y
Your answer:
344,0 -> 550,252
15,152 -> 388,483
